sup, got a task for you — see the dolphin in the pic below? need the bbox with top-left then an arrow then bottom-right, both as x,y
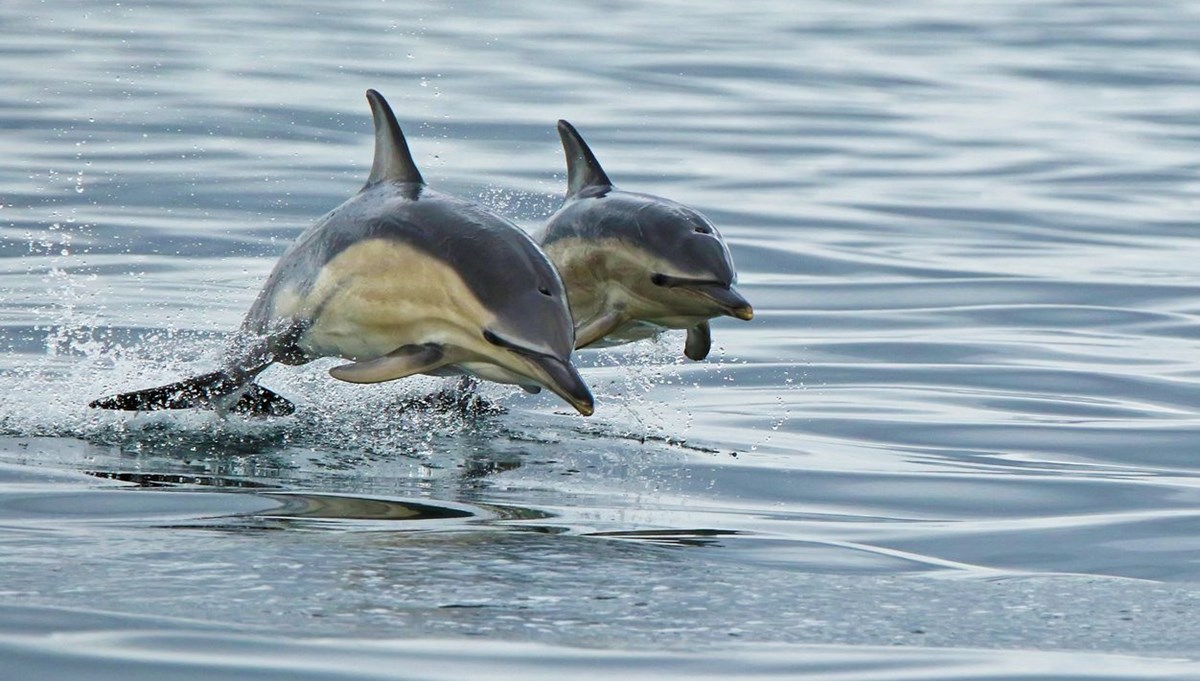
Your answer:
90,90 -> 594,417
535,120 -> 752,361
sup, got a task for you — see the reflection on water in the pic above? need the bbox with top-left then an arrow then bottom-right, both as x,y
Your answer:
2,0 -> 1200,677
87,470 -> 280,489
585,528 -> 739,548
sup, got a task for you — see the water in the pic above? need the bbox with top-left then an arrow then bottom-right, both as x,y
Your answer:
2,0 -> 1200,678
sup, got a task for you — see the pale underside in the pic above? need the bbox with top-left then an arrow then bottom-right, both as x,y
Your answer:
544,236 -> 716,347
264,238 -> 533,387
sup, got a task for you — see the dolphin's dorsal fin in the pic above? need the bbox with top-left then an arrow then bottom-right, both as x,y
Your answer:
365,89 -> 424,187
557,120 -> 612,197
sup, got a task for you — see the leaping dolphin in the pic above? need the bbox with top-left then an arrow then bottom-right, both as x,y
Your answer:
535,121 -> 752,361
90,90 -> 594,417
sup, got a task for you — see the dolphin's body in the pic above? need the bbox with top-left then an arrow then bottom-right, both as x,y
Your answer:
91,90 -> 594,416
535,121 -> 752,361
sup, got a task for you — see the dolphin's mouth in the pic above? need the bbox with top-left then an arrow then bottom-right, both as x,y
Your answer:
527,355 -> 594,416
650,273 -> 754,321
484,330 -> 594,416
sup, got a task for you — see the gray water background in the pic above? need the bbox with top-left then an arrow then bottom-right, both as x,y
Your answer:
2,1 -> 1200,678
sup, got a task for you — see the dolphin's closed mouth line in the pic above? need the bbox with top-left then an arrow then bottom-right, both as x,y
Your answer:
483,330 -> 558,362
655,275 -> 753,321
649,273 -> 728,289
484,330 -> 594,416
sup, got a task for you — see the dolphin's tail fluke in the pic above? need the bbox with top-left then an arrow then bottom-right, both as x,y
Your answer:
89,371 -> 294,417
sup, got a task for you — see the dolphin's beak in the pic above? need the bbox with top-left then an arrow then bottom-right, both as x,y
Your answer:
529,355 -> 595,416
697,284 -> 754,321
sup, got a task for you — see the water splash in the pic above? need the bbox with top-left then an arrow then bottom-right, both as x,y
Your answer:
475,185 -> 559,225
1,255 -> 732,475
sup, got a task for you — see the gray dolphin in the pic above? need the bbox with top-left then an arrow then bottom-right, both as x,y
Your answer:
535,121 -> 752,361
90,90 -> 594,417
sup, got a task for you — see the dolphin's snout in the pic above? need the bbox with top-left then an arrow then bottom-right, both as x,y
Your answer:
531,355 -> 594,416
730,300 -> 754,321
696,284 -> 753,321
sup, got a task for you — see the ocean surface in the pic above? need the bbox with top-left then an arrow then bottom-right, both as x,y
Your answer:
2,1 -> 1200,678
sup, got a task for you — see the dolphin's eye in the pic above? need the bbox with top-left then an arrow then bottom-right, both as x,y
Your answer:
650,273 -> 669,287
538,285 -> 551,296
694,225 -> 711,234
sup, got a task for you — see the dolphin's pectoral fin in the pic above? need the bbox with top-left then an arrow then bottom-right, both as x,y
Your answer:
230,383 -> 296,417
329,344 -> 446,384
684,321 -> 712,361
574,311 -> 624,349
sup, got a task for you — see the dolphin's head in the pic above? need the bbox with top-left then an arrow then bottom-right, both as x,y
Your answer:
626,196 -> 753,323
477,251 -> 594,416
423,211 -> 593,416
